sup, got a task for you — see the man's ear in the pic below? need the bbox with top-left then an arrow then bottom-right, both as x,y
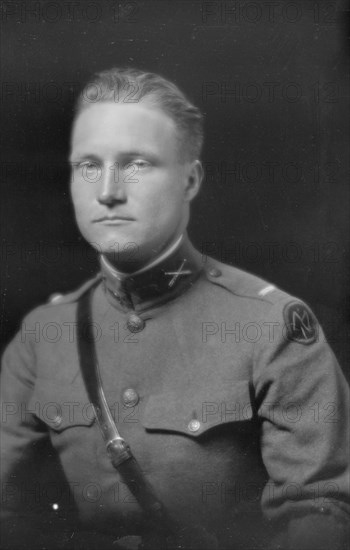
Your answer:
184,160 -> 204,202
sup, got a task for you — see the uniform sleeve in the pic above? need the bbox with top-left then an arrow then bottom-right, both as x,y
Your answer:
1,323 -> 47,497
253,297 -> 350,550
0,321 -> 55,548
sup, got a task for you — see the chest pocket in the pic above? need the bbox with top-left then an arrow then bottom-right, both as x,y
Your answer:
27,381 -> 95,432
142,380 -> 255,438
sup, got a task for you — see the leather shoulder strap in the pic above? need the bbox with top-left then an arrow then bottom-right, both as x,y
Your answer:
76,289 -> 174,532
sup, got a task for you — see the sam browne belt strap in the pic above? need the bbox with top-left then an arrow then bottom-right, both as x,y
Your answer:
76,288 -> 176,545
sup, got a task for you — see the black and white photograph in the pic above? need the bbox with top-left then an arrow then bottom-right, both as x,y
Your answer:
1,1 -> 349,549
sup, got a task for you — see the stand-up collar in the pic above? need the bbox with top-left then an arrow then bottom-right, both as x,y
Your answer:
100,235 -> 204,313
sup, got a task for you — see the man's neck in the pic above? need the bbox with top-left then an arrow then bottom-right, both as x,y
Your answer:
101,234 -> 184,280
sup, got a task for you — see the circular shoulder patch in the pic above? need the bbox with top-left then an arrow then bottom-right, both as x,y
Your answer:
283,301 -> 318,345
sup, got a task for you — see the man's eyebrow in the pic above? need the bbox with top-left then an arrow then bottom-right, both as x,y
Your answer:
69,150 -> 159,163
69,153 -> 101,164
122,149 -> 158,158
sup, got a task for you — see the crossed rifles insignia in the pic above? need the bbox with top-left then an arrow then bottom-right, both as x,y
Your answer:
164,259 -> 192,288
283,301 -> 318,345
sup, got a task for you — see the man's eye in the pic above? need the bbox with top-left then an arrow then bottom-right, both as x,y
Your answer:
128,160 -> 150,170
80,161 -> 99,170
77,161 -> 102,181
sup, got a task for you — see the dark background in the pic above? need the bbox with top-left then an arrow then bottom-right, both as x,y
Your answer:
1,0 -> 349,377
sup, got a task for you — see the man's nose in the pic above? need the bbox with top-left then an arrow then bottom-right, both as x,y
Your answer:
97,166 -> 127,205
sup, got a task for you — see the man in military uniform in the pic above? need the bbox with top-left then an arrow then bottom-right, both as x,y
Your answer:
1,68 -> 349,550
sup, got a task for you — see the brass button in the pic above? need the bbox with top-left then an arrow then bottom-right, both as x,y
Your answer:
126,313 -> 145,333
122,388 -> 139,407
49,293 -> 63,304
208,267 -> 221,278
52,415 -> 62,428
188,419 -> 201,432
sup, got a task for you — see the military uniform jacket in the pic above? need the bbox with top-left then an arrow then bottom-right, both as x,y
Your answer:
1,238 -> 349,550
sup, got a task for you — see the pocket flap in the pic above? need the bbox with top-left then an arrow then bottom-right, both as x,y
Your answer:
28,382 -> 95,431
142,380 -> 254,437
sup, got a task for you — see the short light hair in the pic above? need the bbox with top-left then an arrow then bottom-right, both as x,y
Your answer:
73,67 -> 204,162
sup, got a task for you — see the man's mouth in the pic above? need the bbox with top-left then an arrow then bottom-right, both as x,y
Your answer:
93,215 -> 135,225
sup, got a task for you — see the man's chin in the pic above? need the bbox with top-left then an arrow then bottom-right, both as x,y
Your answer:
84,232 -> 137,253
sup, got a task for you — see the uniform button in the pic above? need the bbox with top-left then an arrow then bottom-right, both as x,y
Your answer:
49,293 -> 63,304
52,415 -> 62,427
86,486 -> 98,499
126,313 -> 145,333
122,388 -> 139,407
208,267 -> 221,278
188,419 -> 201,432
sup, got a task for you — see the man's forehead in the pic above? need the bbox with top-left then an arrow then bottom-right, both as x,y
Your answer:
72,101 -> 176,136
70,101 -> 180,159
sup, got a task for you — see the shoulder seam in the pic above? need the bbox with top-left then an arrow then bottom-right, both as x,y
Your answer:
202,258 -> 290,306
